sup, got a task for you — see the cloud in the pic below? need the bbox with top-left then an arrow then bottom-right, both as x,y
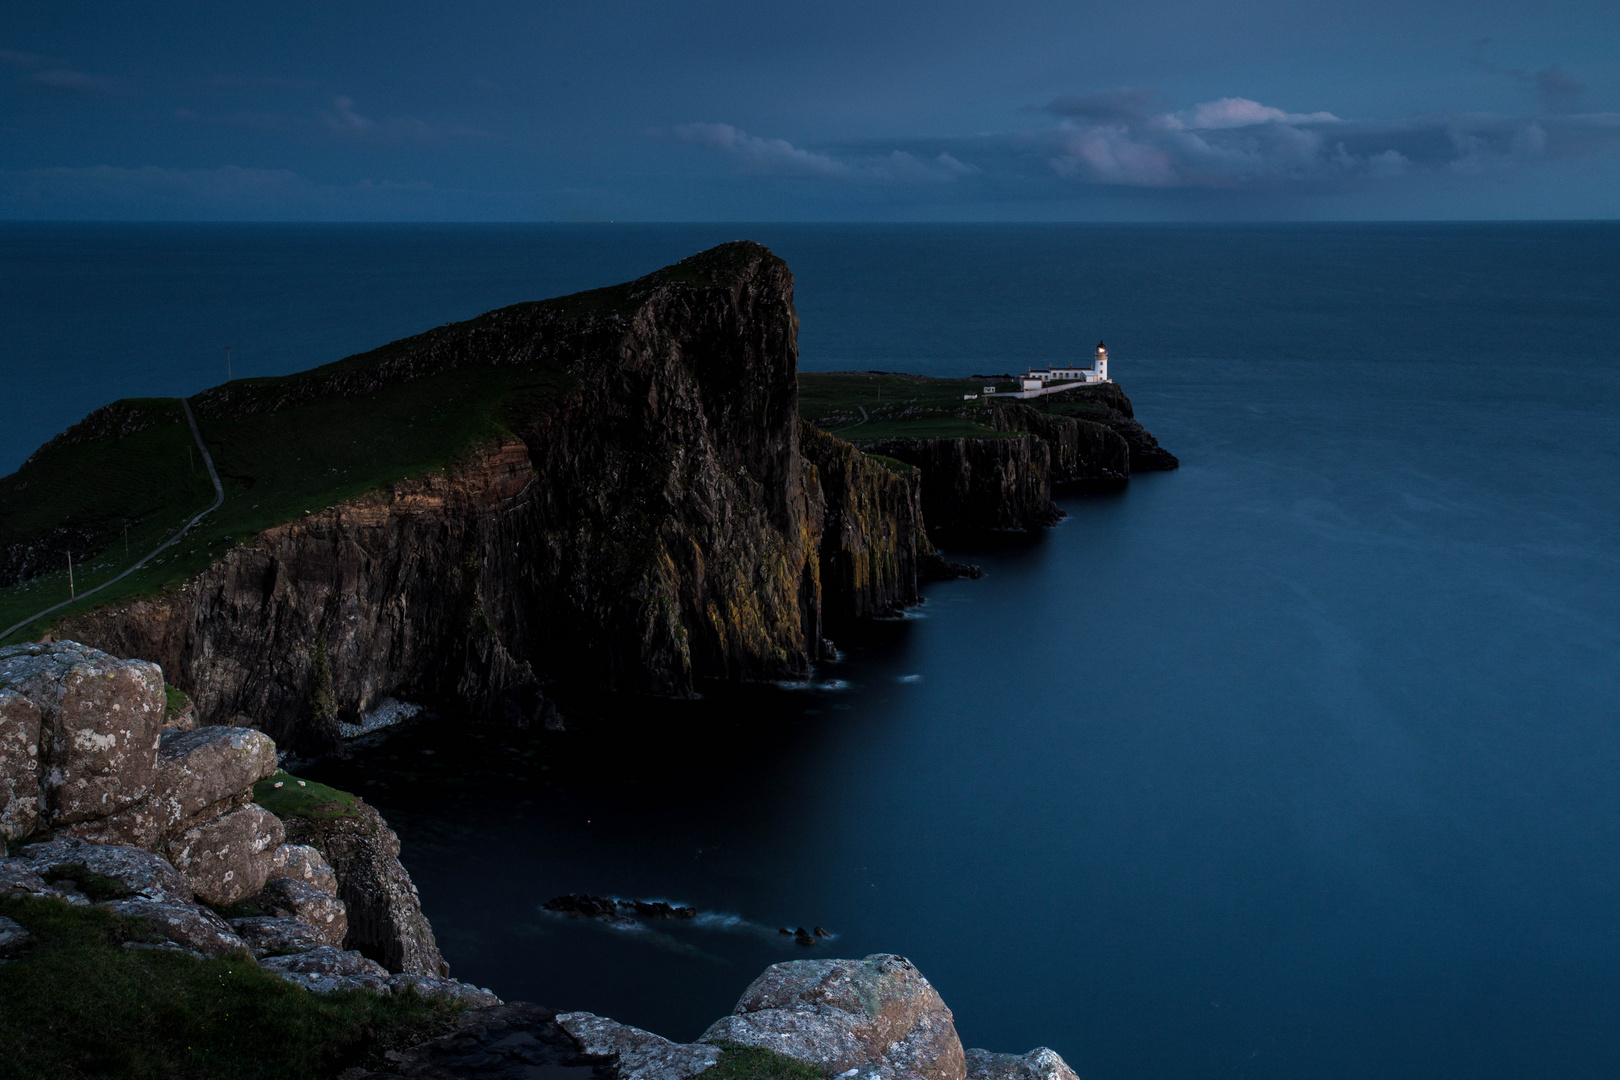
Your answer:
1166,97 -> 1339,130
673,123 -> 977,183
321,96 -> 493,142
1472,40 -> 1587,113
1039,88 -> 1158,123
0,48 -> 126,95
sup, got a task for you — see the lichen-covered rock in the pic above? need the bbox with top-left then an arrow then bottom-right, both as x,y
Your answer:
60,798 -> 162,848
100,897 -> 247,957
0,642 -> 164,826
282,796 -> 448,977
167,803 -> 284,905
17,838 -> 193,904
386,973 -> 503,1008
701,954 -> 965,1080
230,914 -> 329,958
263,944 -> 393,994
0,684 -> 43,840
963,1048 -> 1079,1080
269,843 -> 339,894
151,726 -> 278,831
559,1011 -> 722,1080
262,875 -> 347,946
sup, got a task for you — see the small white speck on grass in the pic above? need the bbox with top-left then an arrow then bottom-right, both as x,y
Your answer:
273,781 -> 283,788
296,780 -> 306,787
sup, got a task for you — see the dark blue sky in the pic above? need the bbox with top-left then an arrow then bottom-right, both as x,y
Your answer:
3,1 -> 1617,220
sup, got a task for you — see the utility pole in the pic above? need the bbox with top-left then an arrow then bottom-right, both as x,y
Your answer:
67,551 -> 74,600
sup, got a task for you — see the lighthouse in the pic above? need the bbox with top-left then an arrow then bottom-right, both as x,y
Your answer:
1094,341 -> 1108,382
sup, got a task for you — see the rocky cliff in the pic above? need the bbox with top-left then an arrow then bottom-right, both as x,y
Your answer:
990,403 -> 1130,487
859,434 -> 1061,533
799,422 -> 929,622
56,243 -> 829,751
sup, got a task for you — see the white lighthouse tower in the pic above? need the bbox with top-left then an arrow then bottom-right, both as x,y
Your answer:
1094,341 -> 1109,382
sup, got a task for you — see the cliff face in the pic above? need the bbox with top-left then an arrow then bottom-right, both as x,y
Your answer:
1034,383 -> 1179,472
799,422 -> 927,621
860,435 -> 1061,532
58,243 -> 827,751
990,403 -> 1130,486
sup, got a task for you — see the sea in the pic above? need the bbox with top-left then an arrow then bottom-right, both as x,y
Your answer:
3,223 -> 1618,1079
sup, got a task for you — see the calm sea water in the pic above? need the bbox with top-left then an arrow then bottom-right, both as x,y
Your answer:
4,224 -> 1619,1079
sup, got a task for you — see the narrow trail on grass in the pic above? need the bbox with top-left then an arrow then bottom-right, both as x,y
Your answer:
0,398 -> 225,644
830,404 -> 869,436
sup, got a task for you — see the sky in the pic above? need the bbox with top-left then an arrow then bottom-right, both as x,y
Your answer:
2,1 -> 1618,221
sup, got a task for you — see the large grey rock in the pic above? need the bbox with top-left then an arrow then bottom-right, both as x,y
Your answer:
60,798 -> 162,849
284,798 -> 448,977
0,913 -> 30,958
0,683 -> 43,840
168,802 -> 284,905
559,1012 -> 721,1080
700,954 -> 966,1080
262,876 -> 347,946
270,843 -> 339,895
387,973 -> 503,1008
964,1048 -> 1079,1080
0,641 -> 164,826
230,914 -> 328,958
151,726 -> 277,831
263,944 -> 389,978
100,897 -> 247,957
17,838 -> 193,904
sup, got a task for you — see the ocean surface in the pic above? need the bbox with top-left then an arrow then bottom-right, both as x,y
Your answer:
4,223 -> 1619,1078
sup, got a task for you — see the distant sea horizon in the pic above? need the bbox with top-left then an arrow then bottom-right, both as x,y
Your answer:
4,222 -> 1619,1079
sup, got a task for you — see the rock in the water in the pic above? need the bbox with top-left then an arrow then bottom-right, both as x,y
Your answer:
17,838 -> 193,904
230,914 -> 328,958
794,927 -> 816,946
100,897 -> 246,957
544,893 -> 625,920
559,1011 -> 722,1080
151,726 -> 278,831
269,842 -> 339,895
168,802 -> 284,905
340,1003 -> 596,1080
631,899 -> 697,920
0,642 -> 164,827
963,1048 -> 1079,1080
814,926 -> 833,938
701,954 -> 966,1080
0,914 -> 30,958
261,875 -> 347,946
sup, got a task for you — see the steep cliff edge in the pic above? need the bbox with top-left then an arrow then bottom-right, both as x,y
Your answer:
860,434 -> 1061,533
799,422 -> 928,621
41,243 -> 824,751
990,402 -> 1130,487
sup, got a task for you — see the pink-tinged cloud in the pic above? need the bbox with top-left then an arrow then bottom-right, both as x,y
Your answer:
1169,97 -> 1339,130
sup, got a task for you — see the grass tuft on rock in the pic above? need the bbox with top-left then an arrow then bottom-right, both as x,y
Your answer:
0,895 -> 461,1080
254,771 -> 362,822
703,1041 -> 822,1080
41,862 -> 135,903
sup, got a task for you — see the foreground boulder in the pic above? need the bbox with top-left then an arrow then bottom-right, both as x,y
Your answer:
964,1048 -> 1080,1080
702,954 -> 965,1080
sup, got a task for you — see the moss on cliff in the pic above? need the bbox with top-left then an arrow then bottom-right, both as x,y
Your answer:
0,895 -> 459,1080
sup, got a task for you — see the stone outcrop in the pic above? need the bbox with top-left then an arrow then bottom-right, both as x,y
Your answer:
703,953 -> 966,1080
560,1012 -> 724,1080
991,403 -> 1130,487
1033,383 -> 1179,473
800,422 -> 929,622
964,1048 -> 1080,1080
280,793 -> 449,977
861,436 -> 1061,533
343,1004 -> 602,1080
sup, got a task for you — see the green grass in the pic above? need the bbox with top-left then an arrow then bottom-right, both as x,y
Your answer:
253,771 -> 362,822
798,372 -> 1018,443
0,895 -> 461,1080
704,1041 -> 822,1080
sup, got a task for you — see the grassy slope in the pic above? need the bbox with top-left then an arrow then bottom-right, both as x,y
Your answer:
797,372 -> 1022,443
0,895 -> 460,1080
0,309 -> 584,643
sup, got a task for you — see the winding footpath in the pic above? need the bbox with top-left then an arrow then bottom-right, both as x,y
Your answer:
0,398 -> 224,644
